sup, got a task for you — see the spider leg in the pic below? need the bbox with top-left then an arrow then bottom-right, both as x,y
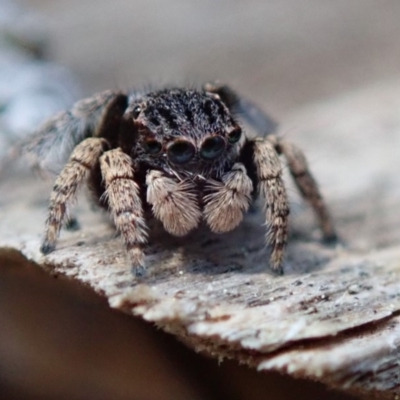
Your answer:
242,138 -> 289,273
146,170 -> 201,236
41,137 -> 108,254
203,82 -> 277,136
270,135 -> 338,243
203,163 -> 253,233
19,91 -> 127,175
99,148 -> 148,276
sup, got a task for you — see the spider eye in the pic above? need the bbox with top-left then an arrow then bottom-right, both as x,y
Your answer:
227,127 -> 242,144
167,140 -> 195,164
144,139 -> 162,154
200,136 -> 226,160
132,105 -> 142,119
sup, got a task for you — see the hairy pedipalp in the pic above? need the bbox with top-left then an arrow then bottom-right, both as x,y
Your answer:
203,163 -> 253,233
146,170 -> 201,236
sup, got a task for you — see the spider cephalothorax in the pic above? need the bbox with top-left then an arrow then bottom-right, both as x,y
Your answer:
126,88 -> 243,180
22,83 -> 337,276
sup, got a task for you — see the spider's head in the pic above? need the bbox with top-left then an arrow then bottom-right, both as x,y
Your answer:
127,88 -> 243,178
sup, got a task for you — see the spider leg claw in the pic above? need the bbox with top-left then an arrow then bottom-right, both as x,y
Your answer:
322,232 -> 341,246
132,264 -> 147,279
40,242 -> 55,255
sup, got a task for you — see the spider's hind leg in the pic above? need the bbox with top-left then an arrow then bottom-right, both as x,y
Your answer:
203,82 -> 277,136
271,135 -> 338,243
19,91 -> 128,174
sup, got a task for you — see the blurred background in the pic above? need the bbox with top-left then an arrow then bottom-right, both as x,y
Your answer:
2,0 -> 400,398
22,0 -> 400,117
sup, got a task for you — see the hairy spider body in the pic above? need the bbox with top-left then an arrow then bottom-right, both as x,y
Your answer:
22,83 -> 337,276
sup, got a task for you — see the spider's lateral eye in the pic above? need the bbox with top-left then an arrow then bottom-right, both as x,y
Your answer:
144,139 -> 162,154
200,136 -> 226,160
167,140 -> 195,164
132,105 -> 142,119
227,127 -> 242,144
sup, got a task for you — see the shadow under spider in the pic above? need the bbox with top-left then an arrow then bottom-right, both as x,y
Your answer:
142,211 -> 336,279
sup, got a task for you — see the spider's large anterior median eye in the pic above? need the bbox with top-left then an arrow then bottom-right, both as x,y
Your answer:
200,136 -> 226,160
167,140 -> 195,164
227,127 -> 242,144
143,139 -> 162,154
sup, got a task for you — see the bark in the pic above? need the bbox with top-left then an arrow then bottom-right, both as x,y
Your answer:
1,80 -> 400,399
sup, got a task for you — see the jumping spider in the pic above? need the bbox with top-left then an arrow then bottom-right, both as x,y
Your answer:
22,83 -> 337,276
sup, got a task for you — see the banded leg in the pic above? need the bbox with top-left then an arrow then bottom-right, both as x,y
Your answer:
20,91 -> 127,174
100,148 -> 148,275
252,138 -> 290,273
146,170 -> 201,236
203,163 -> 253,233
41,138 -> 107,254
273,136 -> 337,242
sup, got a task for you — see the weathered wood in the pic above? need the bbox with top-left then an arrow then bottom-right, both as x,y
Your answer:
1,80 -> 400,398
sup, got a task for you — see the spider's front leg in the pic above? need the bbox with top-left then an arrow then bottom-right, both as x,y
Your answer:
241,138 -> 290,274
99,148 -> 148,276
41,137 -> 108,255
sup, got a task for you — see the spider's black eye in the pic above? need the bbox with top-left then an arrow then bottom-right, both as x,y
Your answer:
143,139 -> 162,154
227,127 -> 242,144
167,140 -> 195,164
132,105 -> 142,119
200,136 -> 226,160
